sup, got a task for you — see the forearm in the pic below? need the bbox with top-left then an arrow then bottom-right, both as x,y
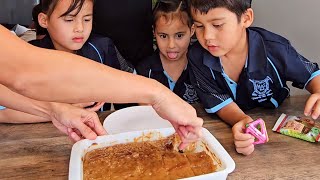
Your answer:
17,66 -> 165,104
0,84 -> 52,119
0,108 -> 48,123
216,102 -> 251,126
0,25 -> 165,105
306,75 -> 320,93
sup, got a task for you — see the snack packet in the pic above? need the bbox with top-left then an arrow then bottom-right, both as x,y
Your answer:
272,113 -> 320,142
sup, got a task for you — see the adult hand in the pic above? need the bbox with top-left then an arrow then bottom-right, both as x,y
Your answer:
232,116 -> 254,155
49,103 -> 107,142
152,89 -> 203,150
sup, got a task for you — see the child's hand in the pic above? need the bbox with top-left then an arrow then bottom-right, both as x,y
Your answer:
232,116 -> 255,155
304,93 -> 320,119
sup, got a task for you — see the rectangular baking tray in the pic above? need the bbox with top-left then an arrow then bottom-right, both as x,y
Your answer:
69,127 -> 235,180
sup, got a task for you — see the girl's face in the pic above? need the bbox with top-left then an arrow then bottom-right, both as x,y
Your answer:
39,0 -> 93,53
154,15 -> 194,62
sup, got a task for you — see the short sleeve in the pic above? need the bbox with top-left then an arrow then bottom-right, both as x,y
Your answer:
189,57 -> 233,113
284,44 -> 320,89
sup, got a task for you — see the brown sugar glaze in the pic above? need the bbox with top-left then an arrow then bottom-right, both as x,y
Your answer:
83,135 -> 217,180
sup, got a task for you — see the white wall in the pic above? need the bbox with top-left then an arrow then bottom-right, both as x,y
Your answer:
252,0 -> 320,95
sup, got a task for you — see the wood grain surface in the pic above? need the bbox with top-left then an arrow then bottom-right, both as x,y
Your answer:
0,95 -> 319,180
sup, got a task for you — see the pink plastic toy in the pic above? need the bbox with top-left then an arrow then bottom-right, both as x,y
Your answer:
245,118 -> 269,145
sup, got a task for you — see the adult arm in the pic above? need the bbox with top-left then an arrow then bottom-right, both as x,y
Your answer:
0,84 -> 106,141
0,25 -> 202,147
1,25 -> 171,105
0,108 -> 47,123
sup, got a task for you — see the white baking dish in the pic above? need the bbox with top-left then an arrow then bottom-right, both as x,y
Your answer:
69,128 -> 235,180
103,105 -> 172,134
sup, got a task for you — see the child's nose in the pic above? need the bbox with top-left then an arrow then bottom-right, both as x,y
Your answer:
74,21 -> 84,33
203,28 -> 215,41
168,38 -> 175,49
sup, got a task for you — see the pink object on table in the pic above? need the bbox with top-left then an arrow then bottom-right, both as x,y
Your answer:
245,118 -> 269,145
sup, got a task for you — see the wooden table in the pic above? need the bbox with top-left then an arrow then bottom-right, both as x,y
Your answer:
0,95 -> 319,179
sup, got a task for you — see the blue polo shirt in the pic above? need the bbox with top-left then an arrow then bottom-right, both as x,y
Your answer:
136,51 -> 199,104
0,106 -> 5,110
188,27 -> 320,113
29,34 -> 135,110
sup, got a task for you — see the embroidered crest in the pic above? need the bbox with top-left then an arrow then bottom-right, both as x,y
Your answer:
250,76 -> 273,102
183,83 -> 199,104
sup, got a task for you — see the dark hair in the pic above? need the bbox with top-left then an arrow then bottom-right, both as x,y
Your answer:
190,0 -> 252,22
40,0 -> 91,18
32,4 -> 47,35
153,0 -> 193,29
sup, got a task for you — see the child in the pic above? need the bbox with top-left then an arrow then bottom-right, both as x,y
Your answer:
30,0 -> 135,111
188,0 -> 320,155
31,4 -> 47,40
136,0 -> 199,104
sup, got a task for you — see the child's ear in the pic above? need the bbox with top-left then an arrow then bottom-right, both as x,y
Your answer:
242,8 -> 254,28
190,24 -> 195,37
38,12 -> 49,29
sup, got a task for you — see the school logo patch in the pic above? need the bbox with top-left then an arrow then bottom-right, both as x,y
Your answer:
183,83 -> 199,104
249,76 -> 273,102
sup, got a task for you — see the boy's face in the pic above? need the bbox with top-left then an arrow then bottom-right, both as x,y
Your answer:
39,0 -> 93,53
192,7 -> 251,57
154,16 -> 195,62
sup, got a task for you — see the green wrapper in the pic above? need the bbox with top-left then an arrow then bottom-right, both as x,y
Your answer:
272,114 -> 320,143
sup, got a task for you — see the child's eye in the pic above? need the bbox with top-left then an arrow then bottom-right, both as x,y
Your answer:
176,33 -> 184,39
64,17 -> 74,22
84,18 -> 92,22
195,25 -> 203,29
159,34 -> 167,39
213,24 -> 223,28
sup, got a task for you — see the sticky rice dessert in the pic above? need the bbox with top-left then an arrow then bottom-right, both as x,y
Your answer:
83,134 -> 218,180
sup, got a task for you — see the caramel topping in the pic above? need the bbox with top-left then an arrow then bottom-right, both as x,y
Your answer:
83,135 -> 217,179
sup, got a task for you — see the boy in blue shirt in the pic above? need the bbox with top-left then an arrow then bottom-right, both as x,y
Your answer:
188,0 -> 320,155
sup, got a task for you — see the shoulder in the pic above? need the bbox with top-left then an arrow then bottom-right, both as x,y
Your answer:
83,34 -> 117,57
85,34 -> 115,47
136,51 -> 160,75
188,41 -> 206,64
28,36 -> 54,49
248,27 -> 296,64
249,27 -> 291,48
